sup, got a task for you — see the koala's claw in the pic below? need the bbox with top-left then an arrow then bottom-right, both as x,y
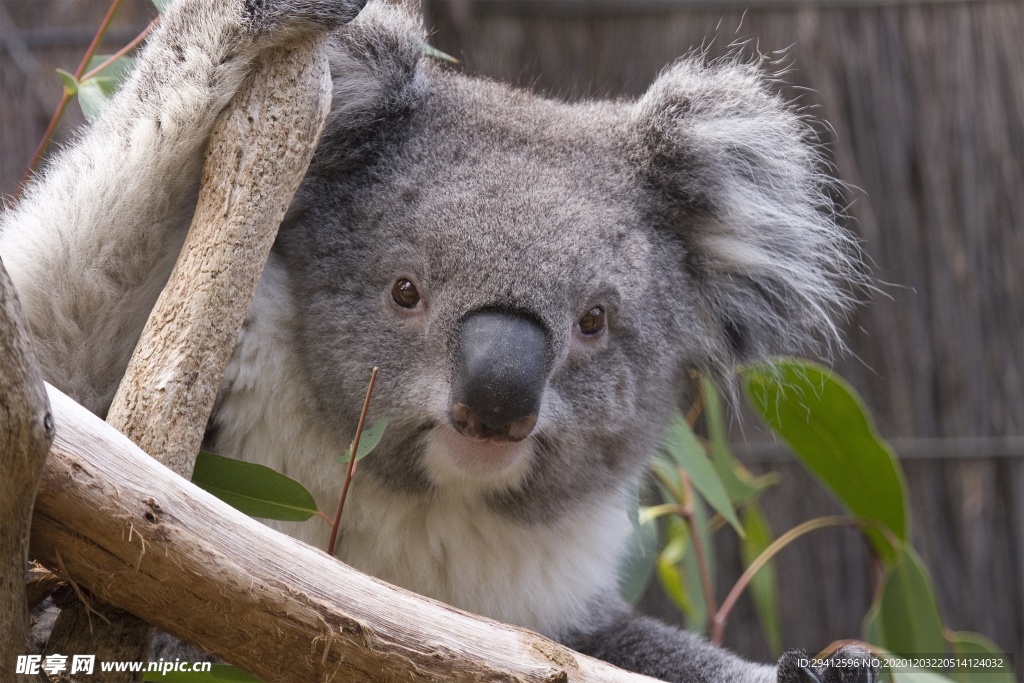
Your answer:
243,0 -> 370,35
777,647 -> 877,683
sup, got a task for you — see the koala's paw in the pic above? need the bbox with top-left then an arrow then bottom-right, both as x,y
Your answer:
243,0 -> 369,36
777,647 -> 878,683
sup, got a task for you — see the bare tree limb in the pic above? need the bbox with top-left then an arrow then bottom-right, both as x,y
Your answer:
31,384 -> 662,683
44,34 -> 334,676
0,258 -> 54,672
107,34 -> 332,477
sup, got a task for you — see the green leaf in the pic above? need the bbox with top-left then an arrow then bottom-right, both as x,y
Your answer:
878,546 -> 945,658
656,517 -> 695,618
742,359 -> 908,560
619,492 -> 659,605
701,377 -> 764,504
192,451 -> 319,522
77,56 -> 135,122
151,0 -> 175,12
740,503 -> 783,656
56,69 -> 78,96
948,631 -> 1015,683
338,418 -> 388,463
638,503 -> 681,525
144,664 -> 262,682
679,496 -> 713,633
77,80 -> 111,121
658,410 -> 743,536
85,55 -> 135,83
862,599 -> 884,644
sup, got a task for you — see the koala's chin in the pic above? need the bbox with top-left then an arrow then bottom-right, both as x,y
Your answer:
421,424 -> 538,491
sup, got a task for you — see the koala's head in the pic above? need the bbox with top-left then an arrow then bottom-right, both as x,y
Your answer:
275,4 -> 858,521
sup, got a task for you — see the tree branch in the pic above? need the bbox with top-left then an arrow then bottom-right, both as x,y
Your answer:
0,258 -> 54,671
32,385 -> 661,683
44,33 -> 334,675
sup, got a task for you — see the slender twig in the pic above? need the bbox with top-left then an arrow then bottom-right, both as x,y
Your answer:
80,17 -> 159,83
677,470 -> 718,631
327,367 -> 379,556
14,0 -> 129,202
710,516 -> 899,646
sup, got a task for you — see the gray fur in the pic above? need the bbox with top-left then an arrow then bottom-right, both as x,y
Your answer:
3,1 -> 869,681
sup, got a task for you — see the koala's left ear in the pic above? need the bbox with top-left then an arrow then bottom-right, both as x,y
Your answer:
627,58 -> 860,367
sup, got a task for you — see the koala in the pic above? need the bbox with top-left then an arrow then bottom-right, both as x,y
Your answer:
1,0 -> 871,682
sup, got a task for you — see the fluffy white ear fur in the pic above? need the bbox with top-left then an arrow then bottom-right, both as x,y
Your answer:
630,58 -> 860,367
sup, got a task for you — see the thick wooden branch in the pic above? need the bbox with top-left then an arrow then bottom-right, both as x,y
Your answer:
106,35 -> 332,477
0,258 -> 54,671
31,385 -> 661,683
46,34 -> 334,673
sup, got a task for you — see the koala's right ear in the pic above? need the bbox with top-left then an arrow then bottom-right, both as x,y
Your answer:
311,3 -> 424,172
627,58 -> 861,369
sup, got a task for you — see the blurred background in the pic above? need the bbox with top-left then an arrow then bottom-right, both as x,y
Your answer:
1,0 -> 1021,675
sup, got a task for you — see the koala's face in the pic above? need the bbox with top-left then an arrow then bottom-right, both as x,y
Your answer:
278,73 -> 707,520
277,51 -> 854,520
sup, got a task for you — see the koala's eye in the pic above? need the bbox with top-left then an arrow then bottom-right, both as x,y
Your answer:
578,307 -> 606,336
391,278 -> 421,309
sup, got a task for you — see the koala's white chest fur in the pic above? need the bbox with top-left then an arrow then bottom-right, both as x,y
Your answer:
337,479 -> 629,637
213,260 -> 630,638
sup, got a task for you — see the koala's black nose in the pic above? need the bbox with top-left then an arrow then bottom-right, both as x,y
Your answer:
451,310 -> 548,442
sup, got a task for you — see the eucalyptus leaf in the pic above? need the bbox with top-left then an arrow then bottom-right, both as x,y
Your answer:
355,417 -> 388,461
76,56 -> 136,121
701,377 -> 762,503
619,505 -> 659,605
77,80 -> 110,122
55,69 -> 78,95
948,631 -> 1015,683
656,517 -> 695,618
659,410 -> 743,536
337,417 -> 389,465
878,546 -> 945,659
85,55 -> 136,84
862,599 -> 884,645
679,496 -> 713,633
638,503 -> 681,525
741,503 -> 783,656
151,0 -> 175,12
192,451 -> 319,522
742,359 -> 908,560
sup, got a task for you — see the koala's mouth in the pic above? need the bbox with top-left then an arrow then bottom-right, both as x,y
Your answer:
422,424 -> 536,489
451,403 -> 537,443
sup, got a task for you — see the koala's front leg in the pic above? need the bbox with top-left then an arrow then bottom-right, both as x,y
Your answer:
563,603 -> 776,683
0,0 -> 366,415
565,600 -> 877,683
777,648 -> 877,683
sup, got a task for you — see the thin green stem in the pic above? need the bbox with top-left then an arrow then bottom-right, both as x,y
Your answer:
327,367 -> 379,556
710,516 -> 899,646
